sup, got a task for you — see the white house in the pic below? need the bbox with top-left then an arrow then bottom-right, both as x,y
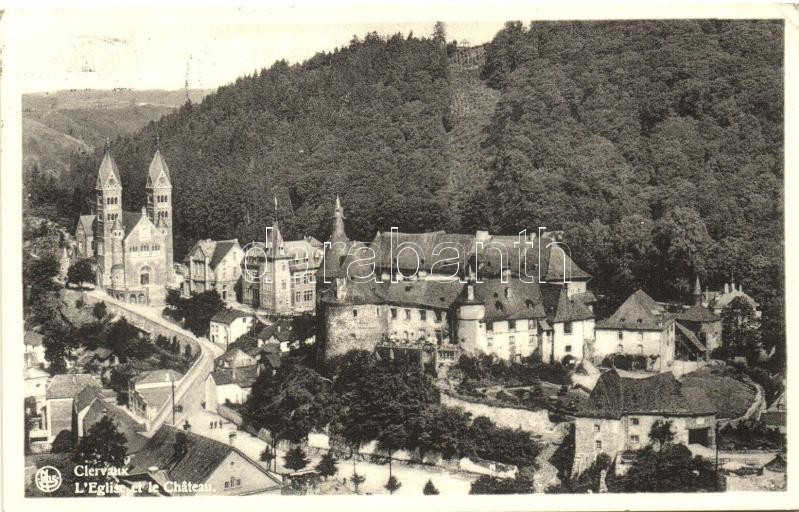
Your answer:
594,290 -> 676,371
204,348 -> 261,411
24,331 -> 47,369
209,309 -> 255,348
128,369 -> 183,425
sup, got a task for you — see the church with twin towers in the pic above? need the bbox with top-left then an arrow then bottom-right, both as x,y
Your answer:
74,142 -> 174,305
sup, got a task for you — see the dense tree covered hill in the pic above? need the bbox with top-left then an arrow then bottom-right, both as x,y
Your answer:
474,20 -> 783,319
65,31 -> 453,258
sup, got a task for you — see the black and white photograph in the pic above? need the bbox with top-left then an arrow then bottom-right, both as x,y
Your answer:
1,2 -> 797,509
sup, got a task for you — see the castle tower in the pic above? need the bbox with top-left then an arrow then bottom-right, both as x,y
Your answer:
95,144 -> 123,287
146,144 -> 174,284
692,276 -> 702,306
455,279 -> 486,355
266,221 -> 292,314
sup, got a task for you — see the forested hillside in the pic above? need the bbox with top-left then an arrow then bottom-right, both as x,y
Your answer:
43,21 -> 783,349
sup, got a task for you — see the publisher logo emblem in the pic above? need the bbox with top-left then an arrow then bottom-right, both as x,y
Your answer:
34,466 -> 62,493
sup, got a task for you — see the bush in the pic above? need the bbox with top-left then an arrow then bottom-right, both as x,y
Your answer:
423,479 -> 440,495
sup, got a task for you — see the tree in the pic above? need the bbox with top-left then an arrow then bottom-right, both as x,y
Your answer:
182,291 -> 226,335
385,474 -> 402,495
423,479 -> 440,495
469,474 -> 534,494
24,254 -> 59,291
260,446 -> 274,467
92,301 -> 108,321
73,416 -> 128,468
649,419 -> 675,450
351,470 -> 366,493
315,452 -> 338,479
722,296 -> 758,349
51,430 -> 75,453
283,446 -> 310,471
618,443 -> 722,492
67,258 -> 96,288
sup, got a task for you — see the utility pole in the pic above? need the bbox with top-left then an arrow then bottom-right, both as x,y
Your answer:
715,421 -> 720,490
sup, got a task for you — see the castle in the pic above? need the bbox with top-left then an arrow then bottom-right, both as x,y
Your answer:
74,144 -> 174,305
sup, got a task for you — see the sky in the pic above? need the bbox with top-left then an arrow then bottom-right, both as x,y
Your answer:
11,6 -> 513,93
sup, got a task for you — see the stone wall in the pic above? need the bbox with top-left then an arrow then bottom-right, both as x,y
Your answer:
440,392 -> 557,436
323,303 -> 388,358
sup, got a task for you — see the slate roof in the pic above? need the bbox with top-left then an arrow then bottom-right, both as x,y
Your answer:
576,369 -> 716,418
128,425 -> 282,494
383,280 -> 465,310
46,374 -> 101,400
764,453 -> 786,472
317,241 -> 376,280
211,309 -> 253,325
74,385 -> 106,412
82,399 -> 148,453
77,215 -> 96,235
133,369 -> 183,386
122,211 -> 147,236
257,318 -> 303,342
227,335 -> 261,357
147,149 -> 171,186
96,150 -> 122,187
675,322 -> 707,354
184,239 -> 240,270
211,365 -> 259,388
676,304 -> 720,323
596,289 -> 672,331
474,279 -> 547,321
134,387 -> 174,409
24,331 -> 44,347
541,286 -> 594,324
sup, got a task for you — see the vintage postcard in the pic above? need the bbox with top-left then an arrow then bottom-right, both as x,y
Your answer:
1,2 -> 797,511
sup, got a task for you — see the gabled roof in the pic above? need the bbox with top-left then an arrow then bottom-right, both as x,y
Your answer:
211,365 -> 259,388
74,385 -> 106,412
214,347 -> 256,367
675,322 -> 707,354
227,335 -> 261,357
121,211 -> 156,239
596,289 -> 672,331
541,286 -> 594,324
82,399 -> 148,453
96,150 -> 122,189
77,215 -> 96,235
764,453 -> 786,472
128,425 -> 282,493
184,239 -> 240,269
46,374 -> 101,400
475,278 -> 547,321
211,309 -> 253,325
257,318 -> 304,343
577,369 -> 715,418
133,369 -> 183,385
676,304 -> 720,323
146,149 -> 171,188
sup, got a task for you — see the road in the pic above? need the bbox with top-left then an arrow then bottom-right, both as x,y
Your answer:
87,289 -> 224,433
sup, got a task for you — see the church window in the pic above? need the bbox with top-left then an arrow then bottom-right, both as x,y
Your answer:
140,267 -> 151,285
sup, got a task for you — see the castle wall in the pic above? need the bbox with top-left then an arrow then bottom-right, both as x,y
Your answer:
323,303 -> 389,358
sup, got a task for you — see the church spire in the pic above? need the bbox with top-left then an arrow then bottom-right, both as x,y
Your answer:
692,275 -> 702,306
331,194 -> 348,244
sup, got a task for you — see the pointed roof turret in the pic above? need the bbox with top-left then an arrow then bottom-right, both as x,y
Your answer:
331,194 -> 348,245
96,147 -> 122,189
146,149 -> 172,188
692,276 -> 702,305
268,221 -> 289,259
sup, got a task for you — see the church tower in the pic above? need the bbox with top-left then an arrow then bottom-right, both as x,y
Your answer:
95,143 -> 123,287
146,142 -> 174,284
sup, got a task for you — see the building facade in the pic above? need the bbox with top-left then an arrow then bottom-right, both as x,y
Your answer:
182,239 -> 243,303
209,309 -> 255,348
74,146 -> 174,305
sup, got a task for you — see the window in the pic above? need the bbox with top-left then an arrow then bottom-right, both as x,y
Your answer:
486,321 -> 494,332
404,309 -> 411,320
595,440 -> 602,450
294,291 -> 301,303
630,435 -> 640,444
618,331 -> 623,340
508,320 -> 516,331
637,344 -> 644,354
509,335 -> 515,346
593,424 -> 600,433
564,321 -> 573,334
617,344 -> 624,353
487,337 -> 493,347
353,309 -> 358,317
434,310 -> 443,322
637,331 -> 644,342
281,280 -> 287,290
419,310 -> 427,321
528,319 -> 535,330
304,290 -> 314,301
565,345 -> 572,353
391,308 -> 397,319
631,418 -> 639,425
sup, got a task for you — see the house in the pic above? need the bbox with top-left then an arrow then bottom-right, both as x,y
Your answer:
702,280 -> 761,319
240,221 -> 324,315
128,369 -> 183,425
204,349 -> 260,411
125,425 -> 284,495
72,386 -> 118,439
81,397 -> 149,456
541,285 -> 595,364
43,373 -> 101,443
573,369 -> 716,475
182,238 -> 243,303
74,145 -> 174,305
255,317 -> 315,353
594,290 -> 676,371
760,391 -> 786,434
24,331 -> 46,368
761,453 -> 786,481
209,309 -> 255,348
674,278 -> 723,357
